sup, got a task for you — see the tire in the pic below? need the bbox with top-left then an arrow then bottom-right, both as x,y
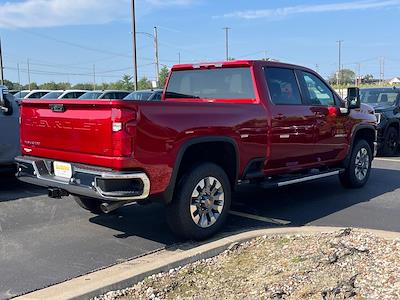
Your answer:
72,196 -> 104,214
166,163 -> 231,241
339,140 -> 372,188
382,127 -> 399,156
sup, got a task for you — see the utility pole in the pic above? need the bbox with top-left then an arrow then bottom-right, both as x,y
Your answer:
315,64 -> 320,73
223,27 -> 231,61
336,40 -> 343,86
93,64 -> 96,90
131,0 -> 138,91
27,58 -> 31,90
379,57 -> 385,85
17,63 -> 21,90
356,63 -> 361,86
0,38 -> 4,85
154,26 -> 160,87
264,50 -> 268,61
178,52 -> 181,64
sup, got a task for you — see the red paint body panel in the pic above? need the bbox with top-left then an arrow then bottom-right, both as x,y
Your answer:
19,60 -> 376,197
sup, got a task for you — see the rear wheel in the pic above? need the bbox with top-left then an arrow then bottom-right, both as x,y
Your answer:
166,163 -> 231,240
382,127 -> 399,156
72,196 -> 104,214
339,140 -> 372,188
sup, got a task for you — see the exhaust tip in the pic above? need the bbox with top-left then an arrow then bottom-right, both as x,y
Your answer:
100,202 -> 126,214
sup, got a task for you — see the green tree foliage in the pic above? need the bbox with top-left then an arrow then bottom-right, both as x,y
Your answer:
72,83 -> 97,90
40,81 -> 71,90
328,69 -> 356,85
159,66 -> 170,88
137,77 -> 152,90
362,74 -> 374,84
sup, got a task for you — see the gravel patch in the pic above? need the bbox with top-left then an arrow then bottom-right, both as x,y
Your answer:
94,229 -> 400,300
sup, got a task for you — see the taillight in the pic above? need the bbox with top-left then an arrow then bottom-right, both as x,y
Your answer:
111,108 -> 137,157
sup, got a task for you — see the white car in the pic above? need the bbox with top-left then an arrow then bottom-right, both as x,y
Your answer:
15,90 -> 52,99
41,90 -> 88,99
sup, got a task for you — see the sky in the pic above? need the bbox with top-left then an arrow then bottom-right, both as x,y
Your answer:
0,0 -> 399,85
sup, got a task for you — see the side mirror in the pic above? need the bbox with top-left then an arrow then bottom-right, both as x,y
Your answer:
347,87 -> 361,109
0,87 -> 11,114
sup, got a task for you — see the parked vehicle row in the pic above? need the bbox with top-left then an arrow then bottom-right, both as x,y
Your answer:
11,60 -> 377,240
10,89 -> 162,101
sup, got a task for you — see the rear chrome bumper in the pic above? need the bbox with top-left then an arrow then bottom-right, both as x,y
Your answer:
15,156 -> 150,202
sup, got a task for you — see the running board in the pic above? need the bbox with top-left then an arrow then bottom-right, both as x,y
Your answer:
260,169 -> 344,189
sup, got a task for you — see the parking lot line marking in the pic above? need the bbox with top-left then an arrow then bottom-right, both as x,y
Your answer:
375,158 -> 400,163
229,210 -> 291,225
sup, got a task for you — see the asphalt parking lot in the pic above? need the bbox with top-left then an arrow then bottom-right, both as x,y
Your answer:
1,158 -> 400,299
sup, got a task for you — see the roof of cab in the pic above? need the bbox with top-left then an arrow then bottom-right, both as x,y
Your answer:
171,60 -> 315,73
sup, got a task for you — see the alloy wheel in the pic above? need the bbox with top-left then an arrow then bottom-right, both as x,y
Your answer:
354,147 -> 370,181
190,176 -> 225,228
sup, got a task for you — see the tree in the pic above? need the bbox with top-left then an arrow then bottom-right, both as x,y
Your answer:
40,81 -> 71,90
120,74 -> 135,90
137,76 -> 152,90
73,83 -> 96,90
159,66 -> 170,88
362,74 -> 374,84
328,69 -> 355,85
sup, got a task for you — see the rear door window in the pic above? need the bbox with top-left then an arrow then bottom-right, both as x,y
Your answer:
264,68 -> 303,105
166,67 -> 255,100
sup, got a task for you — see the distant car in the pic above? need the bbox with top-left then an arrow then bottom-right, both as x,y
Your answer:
13,90 -> 30,99
361,87 -> 400,155
124,89 -> 163,101
13,90 -> 52,99
42,90 -> 87,99
78,90 -> 130,100
78,91 -> 103,100
98,90 -> 131,100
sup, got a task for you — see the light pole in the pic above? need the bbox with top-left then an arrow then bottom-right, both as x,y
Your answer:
137,28 -> 160,87
0,38 -> 4,85
223,27 -> 231,61
131,0 -> 138,91
154,26 -> 160,87
337,40 -> 343,86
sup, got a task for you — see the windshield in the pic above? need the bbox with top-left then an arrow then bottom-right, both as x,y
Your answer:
165,67 -> 255,100
124,91 -> 153,100
41,92 -> 63,99
361,89 -> 400,105
13,91 -> 29,99
78,92 -> 102,99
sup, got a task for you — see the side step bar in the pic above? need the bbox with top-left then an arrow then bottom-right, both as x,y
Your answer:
261,169 -> 344,189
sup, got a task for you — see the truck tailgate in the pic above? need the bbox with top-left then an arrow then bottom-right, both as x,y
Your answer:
20,100 -> 125,157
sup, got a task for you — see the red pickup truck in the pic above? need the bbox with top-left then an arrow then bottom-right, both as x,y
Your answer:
16,60 -> 377,240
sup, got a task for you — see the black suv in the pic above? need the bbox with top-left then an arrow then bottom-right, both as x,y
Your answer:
361,87 -> 400,156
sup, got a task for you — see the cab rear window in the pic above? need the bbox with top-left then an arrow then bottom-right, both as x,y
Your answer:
166,67 -> 255,100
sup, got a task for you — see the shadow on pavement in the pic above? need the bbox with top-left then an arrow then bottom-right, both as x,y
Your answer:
89,167 -> 400,245
232,167 -> 400,226
0,174 -> 46,202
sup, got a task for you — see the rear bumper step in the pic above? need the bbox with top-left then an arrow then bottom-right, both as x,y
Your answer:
261,168 -> 344,189
15,156 -> 150,202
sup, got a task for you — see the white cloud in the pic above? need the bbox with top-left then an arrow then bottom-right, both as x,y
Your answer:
217,0 -> 400,19
0,0 -> 195,28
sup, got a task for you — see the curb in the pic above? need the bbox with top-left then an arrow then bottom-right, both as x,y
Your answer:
14,226 -> 400,300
